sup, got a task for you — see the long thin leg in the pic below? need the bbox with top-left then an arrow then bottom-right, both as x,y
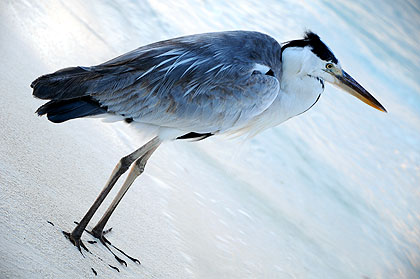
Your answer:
88,146 -> 159,265
64,136 -> 161,252
91,145 -> 159,238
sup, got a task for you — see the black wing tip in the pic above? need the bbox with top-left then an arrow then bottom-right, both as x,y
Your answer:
31,66 -> 91,99
177,132 -> 214,141
31,74 -> 54,99
124,117 -> 134,123
31,75 -> 45,93
34,97 -> 107,123
35,106 -> 46,116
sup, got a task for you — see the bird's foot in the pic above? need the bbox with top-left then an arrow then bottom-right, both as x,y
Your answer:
62,230 -> 89,254
87,228 -> 141,266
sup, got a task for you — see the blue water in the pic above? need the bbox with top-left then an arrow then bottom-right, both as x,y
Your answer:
7,0 -> 420,278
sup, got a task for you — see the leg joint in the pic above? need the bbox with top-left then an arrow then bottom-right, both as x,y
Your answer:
134,158 -> 148,174
137,166 -> 145,174
119,156 -> 133,173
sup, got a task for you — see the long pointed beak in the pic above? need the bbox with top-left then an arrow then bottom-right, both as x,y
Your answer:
334,70 -> 387,112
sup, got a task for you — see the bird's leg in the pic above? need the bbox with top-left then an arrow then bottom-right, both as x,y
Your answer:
90,145 -> 159,238
90,145 -> 159,265
90,145 -> 159,264
63,136 -> 160,253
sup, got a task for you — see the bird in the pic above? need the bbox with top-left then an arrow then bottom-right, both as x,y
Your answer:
31,30 -> 386,264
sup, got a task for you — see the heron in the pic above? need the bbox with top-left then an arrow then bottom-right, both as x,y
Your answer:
31,30 -> 386,263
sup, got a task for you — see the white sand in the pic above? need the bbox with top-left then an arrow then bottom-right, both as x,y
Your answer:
0,4 -> 191,278
2,1 -> 419,279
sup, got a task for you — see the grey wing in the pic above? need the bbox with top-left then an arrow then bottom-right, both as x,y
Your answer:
90,31 -> 282,133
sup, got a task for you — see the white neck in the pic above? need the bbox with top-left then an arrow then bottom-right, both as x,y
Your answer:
278,46 -> 324,120
229,47 -> 325,137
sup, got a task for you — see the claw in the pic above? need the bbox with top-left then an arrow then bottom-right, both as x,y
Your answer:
66,223 -> 140,266
98,235 -> 127,266
62,231 -> 89,254
103,227 -> 113,235
101,234 -> 141,265
111,244 -> 141,265
87,228 -> 141,265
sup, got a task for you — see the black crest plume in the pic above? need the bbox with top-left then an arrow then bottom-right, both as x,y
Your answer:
281,31 -> 338,64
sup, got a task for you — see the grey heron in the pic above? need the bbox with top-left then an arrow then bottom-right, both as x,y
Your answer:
31,30 -> 386,264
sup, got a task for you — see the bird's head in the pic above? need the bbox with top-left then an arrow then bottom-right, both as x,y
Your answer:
281,31 -> 387,112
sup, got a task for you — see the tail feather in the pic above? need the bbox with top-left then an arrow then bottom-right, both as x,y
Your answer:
32,66 -> 109,123
36,97 -> 107,123
31,66 -> 100,100
31,64 -> 138,123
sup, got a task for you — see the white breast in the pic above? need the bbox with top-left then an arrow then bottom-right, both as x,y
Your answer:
226,46 -> 325,138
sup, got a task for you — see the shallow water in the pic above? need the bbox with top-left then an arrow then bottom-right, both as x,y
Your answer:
3,0 -> 420,278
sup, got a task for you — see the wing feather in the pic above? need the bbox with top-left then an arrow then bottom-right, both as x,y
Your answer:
90,31 -> 282,133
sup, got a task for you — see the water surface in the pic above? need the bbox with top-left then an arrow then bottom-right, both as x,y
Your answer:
4,0 -> 420,278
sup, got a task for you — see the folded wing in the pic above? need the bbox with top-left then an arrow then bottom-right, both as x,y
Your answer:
33,31 -> 282,133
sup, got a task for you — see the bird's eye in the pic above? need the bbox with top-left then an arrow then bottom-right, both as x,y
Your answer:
326,63 -> 333,69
